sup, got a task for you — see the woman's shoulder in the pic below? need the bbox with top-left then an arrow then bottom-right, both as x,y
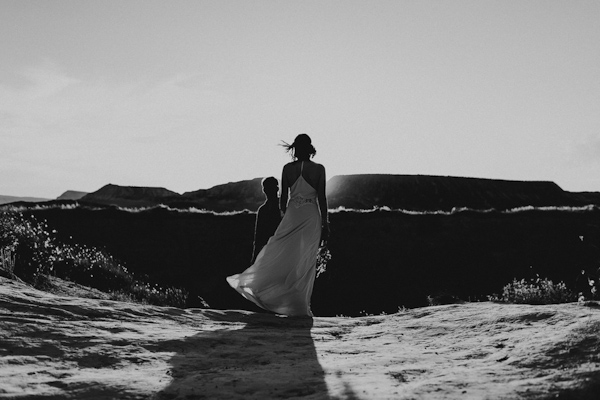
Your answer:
283,159 -> 324,170
308,160 -> 325,171
283,161 -> 298,170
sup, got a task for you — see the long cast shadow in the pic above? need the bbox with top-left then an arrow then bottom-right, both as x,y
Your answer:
153,310 -> 335,399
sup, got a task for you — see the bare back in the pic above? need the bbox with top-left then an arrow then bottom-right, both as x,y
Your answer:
280,160 -> 327,216
283,160 -> 322,190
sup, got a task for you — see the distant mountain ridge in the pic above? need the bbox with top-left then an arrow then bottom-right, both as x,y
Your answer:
179,178 -> 265,211
326,174 -> 596,211
0,195 -> 50,205
4,175 -> 600,211
57,191 -> 88,201
79,180 -> 267,211
80,184 -> 179,208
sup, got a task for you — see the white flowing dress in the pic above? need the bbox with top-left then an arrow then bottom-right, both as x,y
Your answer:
227,163 -> 321,316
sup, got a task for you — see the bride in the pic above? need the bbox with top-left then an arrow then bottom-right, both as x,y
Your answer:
227,134 -> 329,317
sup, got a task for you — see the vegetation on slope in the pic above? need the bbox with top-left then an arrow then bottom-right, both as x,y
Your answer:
3,199 -> 600,315
0,209 -> 191,307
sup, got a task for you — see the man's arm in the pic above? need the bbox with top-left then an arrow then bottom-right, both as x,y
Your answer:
251,207 -> 264,263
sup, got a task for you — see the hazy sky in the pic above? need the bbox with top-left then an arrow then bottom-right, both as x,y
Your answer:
1,0 -> 599,198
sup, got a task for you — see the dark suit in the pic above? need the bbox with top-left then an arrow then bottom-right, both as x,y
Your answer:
251,199 -> 282,263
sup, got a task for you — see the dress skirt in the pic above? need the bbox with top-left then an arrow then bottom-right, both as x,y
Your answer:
227,199 -> 321,317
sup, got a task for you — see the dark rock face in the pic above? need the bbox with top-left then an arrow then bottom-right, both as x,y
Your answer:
26,206 -> 600,317
326,174 -> 599,211
26,206 -> 257,311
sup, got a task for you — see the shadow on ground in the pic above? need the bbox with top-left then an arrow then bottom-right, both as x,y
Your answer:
153,310 -> 357,399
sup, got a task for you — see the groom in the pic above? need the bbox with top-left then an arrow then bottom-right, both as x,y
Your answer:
251,177 -> 282,263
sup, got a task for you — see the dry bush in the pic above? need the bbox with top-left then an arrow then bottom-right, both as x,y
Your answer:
489,276 -> 577,304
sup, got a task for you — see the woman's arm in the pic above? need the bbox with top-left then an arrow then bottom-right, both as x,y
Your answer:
317,164 -> 329,242
280,165 -> 289,215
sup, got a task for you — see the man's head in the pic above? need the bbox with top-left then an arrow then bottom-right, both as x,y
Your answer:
262,177 -> 279,199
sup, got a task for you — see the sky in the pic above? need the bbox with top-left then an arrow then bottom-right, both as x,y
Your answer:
1,0 -> 599,198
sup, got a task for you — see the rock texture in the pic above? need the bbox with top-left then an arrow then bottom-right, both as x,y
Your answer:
1,276 -> 599,399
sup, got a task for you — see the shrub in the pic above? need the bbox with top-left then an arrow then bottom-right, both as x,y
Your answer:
0,211 -> 58,282
575,235 -> 599,301
0,209 -> 191,308
109,282 -> 189,308
316,245 -> 331,278
52,244 -> 133,292
0,247 -> 15,275
575,268 -> 599,302
489,276 -> 577,304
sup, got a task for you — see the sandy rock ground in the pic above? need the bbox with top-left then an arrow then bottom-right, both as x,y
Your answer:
1,276 -> 600,399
